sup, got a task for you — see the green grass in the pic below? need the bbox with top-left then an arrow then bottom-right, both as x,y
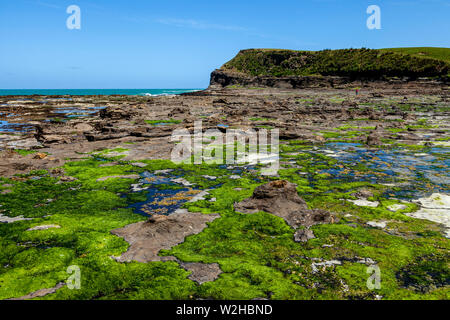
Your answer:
221,48 -> 450,79
15,149 -> 38,156
380,47 -> 450,63
145,119 -> 182,125
49,118 -> 65,123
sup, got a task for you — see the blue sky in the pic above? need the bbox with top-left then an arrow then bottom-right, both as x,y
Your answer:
1,0 -> 449,89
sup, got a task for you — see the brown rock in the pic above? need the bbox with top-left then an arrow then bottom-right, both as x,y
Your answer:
73,123 -> 94,132
294,229 -> 316,243
235,180 -> 307,216
180,262 -> 223,284
147,214 -> 169,224
40,135 -> 69,144
314,135 -> 326,142
59,176 -> 78,182
111,211 -> 220,263
366,131 -> 382,146
235,180 -> 336,229
99,105 -> 137,120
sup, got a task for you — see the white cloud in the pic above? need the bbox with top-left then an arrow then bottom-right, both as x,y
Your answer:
156,18 -> 247,31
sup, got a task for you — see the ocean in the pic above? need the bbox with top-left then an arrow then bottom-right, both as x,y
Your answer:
0,89 -> 202,96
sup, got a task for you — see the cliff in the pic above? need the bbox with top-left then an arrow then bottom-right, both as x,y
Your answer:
209,48 -> 450,89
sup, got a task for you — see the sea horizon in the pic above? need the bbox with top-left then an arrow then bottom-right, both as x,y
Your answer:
0,88 -> 203,96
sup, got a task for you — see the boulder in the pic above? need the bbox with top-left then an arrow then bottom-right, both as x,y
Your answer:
366,131 -> 382,146
235,180 -> 337,233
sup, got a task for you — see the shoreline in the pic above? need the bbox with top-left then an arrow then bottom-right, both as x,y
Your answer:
0,88 -> 203,97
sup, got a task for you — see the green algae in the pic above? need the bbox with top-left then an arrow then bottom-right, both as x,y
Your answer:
14,149 -> 38,156
0,138 -> 449,300
321,131 -> 365,140
89,148 -> 130,160
249,117 -> 272,122
145,119 -> 182,125
397,254 -> 450,293
0,159 -> 155,298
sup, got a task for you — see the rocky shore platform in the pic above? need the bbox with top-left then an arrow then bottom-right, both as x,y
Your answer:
1,81 -> 448,176
0,80 -> 449,300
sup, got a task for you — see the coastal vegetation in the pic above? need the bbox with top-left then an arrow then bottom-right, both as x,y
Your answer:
221,48 -> 450,79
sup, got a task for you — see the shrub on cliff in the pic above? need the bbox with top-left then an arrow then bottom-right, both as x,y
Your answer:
221,48 -> 450,79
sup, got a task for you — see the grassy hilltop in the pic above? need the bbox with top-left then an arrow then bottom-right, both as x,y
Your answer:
379,47 -> 450,63
220,47 -> 450,79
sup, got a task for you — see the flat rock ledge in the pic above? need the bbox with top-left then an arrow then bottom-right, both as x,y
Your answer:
234,180 -> 337,242
110,211 -> 220,263
179,262 -> 223,285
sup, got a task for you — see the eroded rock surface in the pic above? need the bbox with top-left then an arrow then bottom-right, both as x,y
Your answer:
235,180 -> 337,241
111,211 -> 220,263
0,82 -> 449,179
180,262 -> 223,284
